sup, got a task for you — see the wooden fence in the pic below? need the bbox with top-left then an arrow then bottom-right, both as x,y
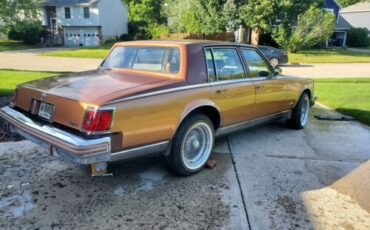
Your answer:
160,32 -> 235,42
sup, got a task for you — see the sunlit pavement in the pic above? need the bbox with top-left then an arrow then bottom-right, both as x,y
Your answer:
0,105 -> 369,229
281,63 -> 370,78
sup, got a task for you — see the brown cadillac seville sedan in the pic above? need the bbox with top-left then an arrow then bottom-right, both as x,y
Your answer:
0,41 -> 315,175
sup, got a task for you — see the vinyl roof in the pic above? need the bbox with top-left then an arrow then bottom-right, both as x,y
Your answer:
115,40 -> 256,47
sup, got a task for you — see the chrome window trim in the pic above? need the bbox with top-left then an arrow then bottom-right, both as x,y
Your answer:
240,47 -> 275,79
104,78 -> 255,106
206,46 -> 248,82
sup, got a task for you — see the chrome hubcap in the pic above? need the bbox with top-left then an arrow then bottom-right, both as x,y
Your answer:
300,96 -> 310,126
181,122 -> 213,170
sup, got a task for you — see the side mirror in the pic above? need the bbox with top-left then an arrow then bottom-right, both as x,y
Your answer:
273,66 -> 282,76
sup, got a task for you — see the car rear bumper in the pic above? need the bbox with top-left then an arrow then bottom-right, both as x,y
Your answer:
0,106 -> 169,165
0,106 -> 112,164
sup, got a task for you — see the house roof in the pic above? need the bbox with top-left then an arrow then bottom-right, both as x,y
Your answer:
336,15 -> 352,30
341,2 -> 370,13
41,0 -> 99,6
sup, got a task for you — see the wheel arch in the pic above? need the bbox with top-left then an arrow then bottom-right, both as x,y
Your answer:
176,100 -> 222,135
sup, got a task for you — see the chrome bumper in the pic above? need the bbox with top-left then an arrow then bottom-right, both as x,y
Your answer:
0,106 -> 169,165
0,106 -> 111,164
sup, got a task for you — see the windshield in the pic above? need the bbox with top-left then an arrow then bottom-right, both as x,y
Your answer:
102,46 -> 180,74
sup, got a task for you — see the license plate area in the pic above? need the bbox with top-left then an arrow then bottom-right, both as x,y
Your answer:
38,102 -> 54,121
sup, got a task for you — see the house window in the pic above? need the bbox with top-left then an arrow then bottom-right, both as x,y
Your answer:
83,7 -> 90,19
65,7 -> 71,19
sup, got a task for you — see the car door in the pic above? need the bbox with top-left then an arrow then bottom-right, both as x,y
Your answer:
205,47 -> 255,126
240,48 -> 289,117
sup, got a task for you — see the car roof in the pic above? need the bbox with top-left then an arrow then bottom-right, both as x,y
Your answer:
115,40 -> 257,48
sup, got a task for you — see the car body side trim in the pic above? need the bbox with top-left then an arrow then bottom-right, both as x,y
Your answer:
104,78 -> 256,105
216,110 -> 291,137
110,141 -> 169,162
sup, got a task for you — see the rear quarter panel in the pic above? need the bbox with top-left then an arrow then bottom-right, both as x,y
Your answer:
108,87 -> 215,149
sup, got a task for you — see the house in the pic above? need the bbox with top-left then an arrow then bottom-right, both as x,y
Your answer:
321,0 -> 349,47
41,0 -> 128,47
338,2 -> 370,37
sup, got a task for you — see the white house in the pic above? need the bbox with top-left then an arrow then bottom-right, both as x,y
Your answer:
41,0 -> 128,47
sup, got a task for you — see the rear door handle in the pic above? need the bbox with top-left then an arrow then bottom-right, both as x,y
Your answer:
255,85 -> 263,91
216,89 -> 228,94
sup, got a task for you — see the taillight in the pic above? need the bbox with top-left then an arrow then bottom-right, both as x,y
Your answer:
82,108 -> 113,133
10,88 -> 19,107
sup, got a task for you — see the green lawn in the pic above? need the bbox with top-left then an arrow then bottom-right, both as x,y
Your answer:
0,39 -> 39,52
289,49 -> 370,63
39,42 -> 113,59
315,78 -> 370,125
0,70 -> 61,96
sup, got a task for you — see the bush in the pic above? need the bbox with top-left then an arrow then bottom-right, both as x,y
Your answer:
289,7 -> 335,53
346,28 -> 369,47
7,20 -> 42,44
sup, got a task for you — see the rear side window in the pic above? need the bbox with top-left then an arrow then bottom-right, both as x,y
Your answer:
241,49 -> 272,78
205,48 -> 216,82
102,46 -> 180,74
206,48 -> 245,81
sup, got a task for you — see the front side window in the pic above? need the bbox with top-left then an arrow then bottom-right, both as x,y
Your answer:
242,49 -> 272,78
65,7 -> 71,19
210,48 -> 245,81
102,46 -> 180,74
83,7 -> 90,18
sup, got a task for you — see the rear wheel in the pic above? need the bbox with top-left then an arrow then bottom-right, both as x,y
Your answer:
166,114 -> 215,176
288,93 -> 310,129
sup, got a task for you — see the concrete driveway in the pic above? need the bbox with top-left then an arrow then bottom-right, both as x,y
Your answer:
0,105 -> 369,229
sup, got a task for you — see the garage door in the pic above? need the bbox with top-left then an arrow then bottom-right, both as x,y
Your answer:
64,27 -> 99,47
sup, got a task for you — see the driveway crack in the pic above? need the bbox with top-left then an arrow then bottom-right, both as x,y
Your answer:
226,136 -> 253,230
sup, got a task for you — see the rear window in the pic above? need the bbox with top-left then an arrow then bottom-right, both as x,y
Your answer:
102,46 -> 180,74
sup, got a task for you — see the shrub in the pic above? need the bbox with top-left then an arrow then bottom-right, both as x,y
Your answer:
289,7 -> 335,53
346,28 -> 369,47
7,20 -> 42,44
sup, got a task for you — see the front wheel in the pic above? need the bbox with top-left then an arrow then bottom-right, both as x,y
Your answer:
166,114 -> 215,176
288,93 -> 310,129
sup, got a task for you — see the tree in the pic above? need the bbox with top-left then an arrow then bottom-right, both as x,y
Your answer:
123,0 -> 167,39
165,0 -> 229,35
289,7 -> 335,52
0,0 -> 40,33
